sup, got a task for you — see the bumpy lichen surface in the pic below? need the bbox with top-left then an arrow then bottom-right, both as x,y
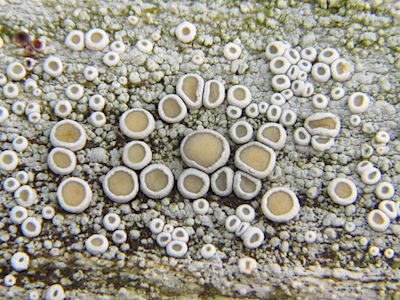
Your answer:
0,0 -> 399,298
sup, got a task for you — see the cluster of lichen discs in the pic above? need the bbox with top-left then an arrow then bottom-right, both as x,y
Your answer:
0,10 -> 398,298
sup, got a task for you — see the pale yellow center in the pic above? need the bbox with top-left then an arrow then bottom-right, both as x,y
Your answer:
215,172 -> 227,191
240,175 -> 256,193
235,125 -> 247,138
315,136 -> 331,144
62,181 -> 85,206
172,243 -> 182,251
354,95 -> 364,107
19,190 -> 28,202
71,34 -> 80,43
183,133 -> 223,168
12,64 -> 23,73
53,151 -> 71,168
308,117 -> 336,130
107,171 -> 134,196
162,97 -> 181,118
90,32 -> 102,42
239,145 -> 270,172
373,212 -> 384,224
335,182 -> 351,199
2,154 -> 12,164
125,111 -> 148,132
233,87 -> 245,100
182,76 -> 198,102
145,169 -> 168,192
182,27 -> 190,35
209,82 -> 219,103
183,175 -> 203,193
250,232 -> 261,243
267,191 -> 293,216
336,61 -> 348,74
49,61 -> 59,71
26,221 -> 36,232
91,237 -> 103,246
262,127 -> 280,143
127,144 -> 145,163
54,124 -> 80,143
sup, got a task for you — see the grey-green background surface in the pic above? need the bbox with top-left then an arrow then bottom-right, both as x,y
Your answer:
0,0 -> 399,298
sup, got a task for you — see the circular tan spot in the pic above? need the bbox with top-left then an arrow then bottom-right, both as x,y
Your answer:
354,95 -> 364,107
317,66 -> 326,75
71,35 -> 80,43
274,59 -> 284,68
127,144 -> 145,164
262,127 -> 280,143
239,145 -> 270,172
208,82 -> 219,103
236,125 -> 247,138
2,154 -> 12,164
49,61 -> 59,71
107,170 -> 134,196
373,212 -> 384,224
54,123 -> 80,143
124,110 -> 148,132
26,221 -> 36,232
183,175 -> 203,193
12,64 -> 23,73
90,32 -> 102,42
62,181 -> 85,206
233,88 -> 245,100
336,61 -> 347,74
335,182 -> 352,199
240,175 -> 256,193
162,97 -> 181,118
182,76 -> 199,101
215,172 -> 227,191
91,237 -> 103,246
250,233 -> 261,243
18,190 -> 29,202
308,117 -> 336,130
53,151 -> 71,168
183,133 -> 223,169
267,191 -> 293,216
145,169 -> 167,192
